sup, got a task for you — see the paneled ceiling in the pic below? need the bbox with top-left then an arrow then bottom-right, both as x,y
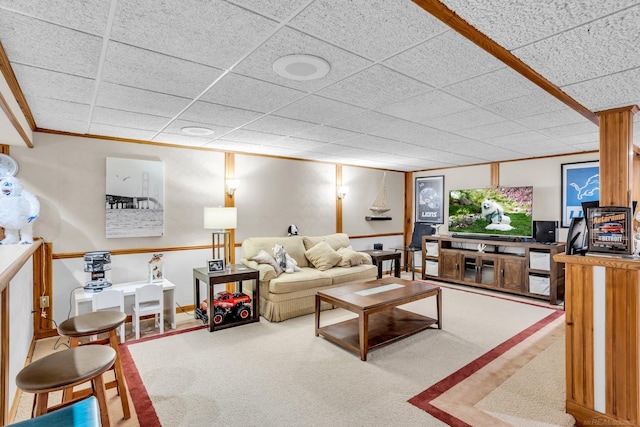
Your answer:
0,0 -> 638,172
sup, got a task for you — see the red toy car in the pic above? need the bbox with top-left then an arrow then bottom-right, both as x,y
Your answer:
599,222 -> 623,233
198,291 -> 252,325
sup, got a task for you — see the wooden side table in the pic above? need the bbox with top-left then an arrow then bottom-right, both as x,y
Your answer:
193,265 -> 259,332
362,250 -> 401,278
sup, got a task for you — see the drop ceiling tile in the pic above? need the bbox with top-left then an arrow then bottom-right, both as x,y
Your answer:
539,121 -> 599,139
233,26 -> 372,92
110,0 -> 278,69
508,140 -> 576,156
219,129 -> 284,144
439,0 -> 639,50
513,5 -> 640,86
95,82 -> 191,118
154,132 -> 214,147
384,30 -> 505,87
27,98 -> 90,130
465,143 -> 522,162
443,68 -> 538,106
485,91 -> 570,120
482,131 -> 549,147
292,125 -> 362,143
338,134 -> 418,153
91,107 -> 170,131
457,120 -> 531,140
369,120 -> 449,145
316,65 -> 432,109
515,108 -> 588,130
0,0 -> 109,34
162,119 -> 234,137
274,95 -> 365,124
0,11 -> 102,77
570,141 -> 600,152
556,132 -> 600,146
89,123 -> 156,141
11,64 -> 95,104
377,90 -> 475,122
101,42 -> 224,98
421,108 -> 505,132
289,0 -> 448,60
201,73 -> 306,113
328,111 -> 402,134
179,100 -> 263,128
562,67 -> 640,112
264,137 -> 329,151
203,139 -> 261,153
230,0 -> 312,21
242,115 -> 317,136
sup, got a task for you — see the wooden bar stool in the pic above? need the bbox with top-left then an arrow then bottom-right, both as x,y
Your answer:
15,346 -> 115,427
57,311 -> 131,420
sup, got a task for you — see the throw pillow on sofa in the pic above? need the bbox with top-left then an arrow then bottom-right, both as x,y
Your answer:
305,241 -> 342,271
337,246 -> 372,267
252,249 -> 283,276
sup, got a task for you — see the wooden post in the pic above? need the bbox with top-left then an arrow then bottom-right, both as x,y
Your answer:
596,105 -> 638,207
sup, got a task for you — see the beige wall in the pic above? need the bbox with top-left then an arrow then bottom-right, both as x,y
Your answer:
414,152 -> 599,241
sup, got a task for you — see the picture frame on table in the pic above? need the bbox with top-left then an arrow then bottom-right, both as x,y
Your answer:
561,160 -> 599,228
207,258 -> 225,272
586,206 -> 633,256
415,175 -> 444,224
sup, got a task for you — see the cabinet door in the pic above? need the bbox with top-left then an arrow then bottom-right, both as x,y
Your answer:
499,257 -> 525,292
440,251 -> 462,280
478,255 -> 497,285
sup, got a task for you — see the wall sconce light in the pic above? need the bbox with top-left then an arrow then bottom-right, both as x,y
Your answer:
337,186 -> 348,200
226,180 -> 239,197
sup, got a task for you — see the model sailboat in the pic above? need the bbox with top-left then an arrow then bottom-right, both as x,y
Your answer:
369,172 -> 391,217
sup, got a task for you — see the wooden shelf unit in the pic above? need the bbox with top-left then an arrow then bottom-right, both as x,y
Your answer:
422,235 -> 565,305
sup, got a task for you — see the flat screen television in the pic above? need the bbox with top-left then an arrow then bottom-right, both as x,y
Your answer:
448,186 -> 533,238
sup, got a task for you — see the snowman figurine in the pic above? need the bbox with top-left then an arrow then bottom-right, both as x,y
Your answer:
0,176 -> 40,244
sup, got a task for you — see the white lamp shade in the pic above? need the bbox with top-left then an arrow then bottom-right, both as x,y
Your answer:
204,207 -> 237,230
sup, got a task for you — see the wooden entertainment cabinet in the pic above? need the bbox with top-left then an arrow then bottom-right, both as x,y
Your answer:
422,235 -> 565,305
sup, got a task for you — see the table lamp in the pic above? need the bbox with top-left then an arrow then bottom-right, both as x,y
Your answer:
204,207 -> 237,267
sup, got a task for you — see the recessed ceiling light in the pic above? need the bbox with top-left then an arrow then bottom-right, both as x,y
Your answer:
181,126 -> 215,136
272,54 -> 331,81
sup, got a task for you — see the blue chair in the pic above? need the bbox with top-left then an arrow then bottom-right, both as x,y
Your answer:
9,396 -> 100,427
392,223 -> 434,280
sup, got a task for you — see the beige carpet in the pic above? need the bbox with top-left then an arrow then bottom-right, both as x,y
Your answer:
119,285 -> 574,427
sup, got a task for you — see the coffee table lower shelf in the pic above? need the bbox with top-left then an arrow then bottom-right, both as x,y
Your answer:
316,307 -> 438,358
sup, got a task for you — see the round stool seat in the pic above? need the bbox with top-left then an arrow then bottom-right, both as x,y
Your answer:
16,346 -> 116,392
58,311 -> 126,337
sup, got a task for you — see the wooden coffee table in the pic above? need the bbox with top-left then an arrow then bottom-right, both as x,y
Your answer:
315,277 -> 441,361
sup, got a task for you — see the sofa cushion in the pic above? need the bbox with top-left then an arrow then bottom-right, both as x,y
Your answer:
305,241 -> 342,271
268,267 -> 332,294
241,236 -> 309,268
323,264 -> 377,285
336,246 -> 372,267
303,233 -> 351,251
252,249 -> 283,276
242,259 -> 278,282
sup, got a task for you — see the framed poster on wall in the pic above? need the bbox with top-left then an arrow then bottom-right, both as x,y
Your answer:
561,161 -> 599,227
415,175 -> 444,224
106,157 -> 164,238
587,206 -> 633,255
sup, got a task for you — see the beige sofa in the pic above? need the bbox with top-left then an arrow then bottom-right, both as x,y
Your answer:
241,233 -> 377,322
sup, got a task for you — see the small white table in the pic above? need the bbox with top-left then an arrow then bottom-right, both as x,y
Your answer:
73,278 -> 176,329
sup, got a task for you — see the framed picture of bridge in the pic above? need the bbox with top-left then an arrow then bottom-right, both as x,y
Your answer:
561,160 -> 599,228
106,157 -> 164,238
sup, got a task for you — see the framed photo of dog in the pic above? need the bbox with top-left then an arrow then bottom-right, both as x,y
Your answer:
561,161 -> 599,227
415,176 -> 444,224
207,258 -> 225,272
